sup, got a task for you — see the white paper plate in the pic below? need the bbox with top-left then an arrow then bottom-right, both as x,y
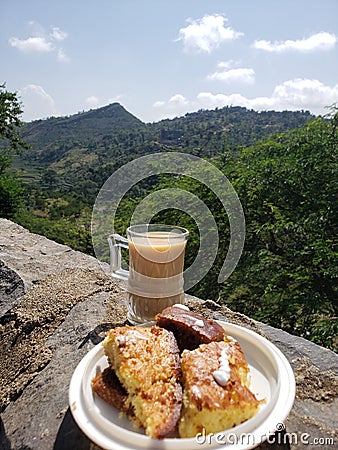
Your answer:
69,322 -> 295,450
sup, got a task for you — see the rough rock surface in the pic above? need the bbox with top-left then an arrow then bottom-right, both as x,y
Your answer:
0,218 -> 107,295
0,219 -> 337,450
0,260 -> 24,316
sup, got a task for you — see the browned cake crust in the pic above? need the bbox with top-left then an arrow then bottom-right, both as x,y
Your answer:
103,325 -> 182,438
155,306 -> 225,351
179,340 -> 260,437
91,366 -> 137,419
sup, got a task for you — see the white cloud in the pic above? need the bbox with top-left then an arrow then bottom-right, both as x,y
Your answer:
9,36 -> 53,53
177,14 -> 243,53
153,100 -> 166,108
83,95 -> 125,110
85,96 -> 100,106
50,26 -> 68,41
216,60 -> 238,69
168,94 -> 189,105
272,78 -> 338,109
9,24 -> 69,62
253,31 -> 337,53
207,67 -> 255,84
107,95 -> 124,104
20,84 -> 55,106
154,94 -> 188,109
152,78 -> 338,121
152,94 -> 190,120
57,48 -> 69,63
197,78 -> 338,113
197,92 -> 249,109
19,84 -> 57,121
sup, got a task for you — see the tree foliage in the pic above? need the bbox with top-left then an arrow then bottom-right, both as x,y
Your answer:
0,84 -> 28,218
136,113 -> 338,350
218,114 -> 338,350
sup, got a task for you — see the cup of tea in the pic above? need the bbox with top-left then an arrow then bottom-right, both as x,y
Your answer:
108,224 -> 189,324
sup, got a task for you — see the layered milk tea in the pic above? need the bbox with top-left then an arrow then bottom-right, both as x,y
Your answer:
127,231 -> 187,323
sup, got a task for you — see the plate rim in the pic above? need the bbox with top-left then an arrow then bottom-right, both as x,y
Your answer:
69,321 -> 295,450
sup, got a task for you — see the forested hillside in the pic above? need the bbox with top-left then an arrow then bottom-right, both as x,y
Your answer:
104,113 -> 337,351
17,104 -> 313,200
1,95 -> 336,350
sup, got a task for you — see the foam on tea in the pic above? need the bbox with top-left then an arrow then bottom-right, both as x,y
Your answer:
129,231 -> 186,267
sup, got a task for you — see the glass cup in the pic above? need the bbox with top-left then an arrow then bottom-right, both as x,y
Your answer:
108,224 -> 189,324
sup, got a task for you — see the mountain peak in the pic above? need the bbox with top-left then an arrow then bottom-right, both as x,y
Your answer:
74,102 -> 143,123
23,103 -> 144,146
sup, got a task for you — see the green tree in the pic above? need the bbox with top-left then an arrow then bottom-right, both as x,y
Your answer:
220,114 -> 338,350
0,84 -> 28,218
144,114 -> 337,350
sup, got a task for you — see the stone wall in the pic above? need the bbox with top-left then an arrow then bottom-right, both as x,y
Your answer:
0,219 -> 337,449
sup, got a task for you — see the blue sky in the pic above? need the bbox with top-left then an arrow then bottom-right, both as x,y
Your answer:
1,0 -> 338,123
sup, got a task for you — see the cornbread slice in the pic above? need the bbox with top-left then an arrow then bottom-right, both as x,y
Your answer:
103,325 -> 182,438
179,340 -> 260,438
155,306 -> 225,351
92,367 -> 135,418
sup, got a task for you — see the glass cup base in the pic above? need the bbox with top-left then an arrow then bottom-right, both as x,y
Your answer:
126,312 -> 152,325
126,292 -> 185,325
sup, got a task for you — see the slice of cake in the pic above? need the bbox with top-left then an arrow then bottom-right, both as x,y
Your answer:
92,367 -> 135,417
179,339 -> 260,438
155,305 -> 225,351
103,325 -> 182,439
